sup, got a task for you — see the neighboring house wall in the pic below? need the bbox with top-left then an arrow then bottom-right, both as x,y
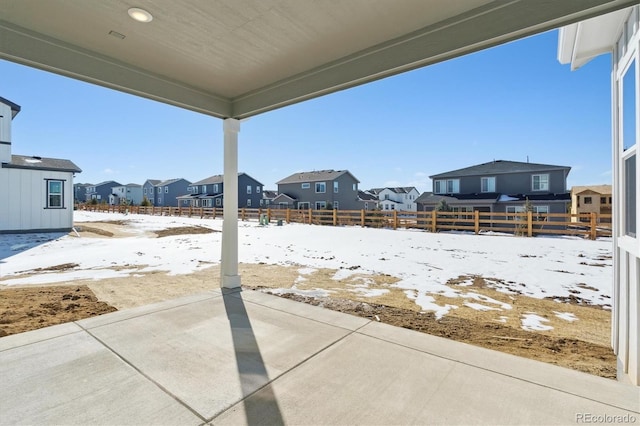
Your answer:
155,179 -> 191,207
110,184 -> 143,205
276,170 -> 360,210
571,185 -> 613,220
0,167 -> 76,232
375,187 -> 419,211
180,173 -> 262,208
74,183 -> 90,203
86,181 -> 121,202
142,180 -> 160,205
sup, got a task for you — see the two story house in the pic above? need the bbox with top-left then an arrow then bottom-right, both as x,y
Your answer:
274,170 -> 360,210
570,184 -> 612,222
260,190 -> 278,207
1,96 -> 82,233
416,160 -> 571,218
369,187 -> 420,211
73,183 -> 91,203
142,178 -> 191,207
109,183 -> 143,206
85,180 -> 121,203
177,173 -> 263,208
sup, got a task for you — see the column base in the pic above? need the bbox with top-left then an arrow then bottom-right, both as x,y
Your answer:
221,274 -> 241,289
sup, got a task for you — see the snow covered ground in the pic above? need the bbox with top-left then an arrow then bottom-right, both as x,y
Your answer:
0,211 -> 613,323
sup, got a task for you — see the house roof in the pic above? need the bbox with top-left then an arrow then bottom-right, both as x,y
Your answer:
0,96 -> 21,118
191,172 -> 262,186
277,170 -> 359,185
430,160 -> 571,179
358,190 -> 378,201
571,184 -> 612,195
144,179 -> 161,186
262,190 -> 278,199
2,154 -> 81,173
370,187 -> 417,195
2,2 -> 629,120
273,193 -> 297,202
156,178 -> 190,187
93,180 -> 121,187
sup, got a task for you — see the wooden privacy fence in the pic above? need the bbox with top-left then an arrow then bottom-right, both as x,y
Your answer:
79,204 -> 612,240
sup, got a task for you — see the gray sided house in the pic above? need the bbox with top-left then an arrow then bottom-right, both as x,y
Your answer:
142,179 -> 160,205
261,190 -> 278,207
276,170 -> 360,210
417,160 -> 571,220
73,183 -> 91,203
154,178 -> 191,207
177,173 -> 263,208
85,180 -> 121,203
109,183 -> 143,206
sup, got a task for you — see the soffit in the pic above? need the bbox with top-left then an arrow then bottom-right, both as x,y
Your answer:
0,0 -> 636,118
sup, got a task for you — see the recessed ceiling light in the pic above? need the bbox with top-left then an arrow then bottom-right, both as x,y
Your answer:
128,7 -> 153,23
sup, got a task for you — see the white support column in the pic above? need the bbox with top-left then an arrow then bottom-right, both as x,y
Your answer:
221,118 -> 241,288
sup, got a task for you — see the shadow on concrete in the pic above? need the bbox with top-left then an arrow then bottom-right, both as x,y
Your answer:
0,232 -> 67,263
222,289 -> 285,425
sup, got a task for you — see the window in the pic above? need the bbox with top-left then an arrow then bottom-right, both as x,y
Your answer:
577,196 -> 580,207
584,197 -> 592,204
600,197 -> 607,204
158,196 -> 162,204
256,186 -> 261,193
157,187 -> 162,194
316,182 -> 326,193
247,185 -> 252,194
452,206 -> 473,219
46,180 -> 63,208
213,184 -> 218,192
144,188 -> 147,194
532,174 -> 549,191
299,202 -> 310,210
301,183 -> 310,189
247,199 -> 251,207
364,202 -> 368,210
260,199 -> 264,206
353,183 -> 357,191
625,155 -> 636,237
481,177 -> 496,193
434,179 -> 459,194
334,201 -> 339,209
334,181 -> 339,193
203,185 -> 207,192
165,186 -> 168,193
216,198 -> 222,206
315,201 -> 326,210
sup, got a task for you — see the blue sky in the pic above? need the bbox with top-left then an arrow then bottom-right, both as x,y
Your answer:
1,29 -> 612,193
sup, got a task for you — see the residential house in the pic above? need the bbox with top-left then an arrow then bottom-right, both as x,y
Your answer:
416,160 -> 571,219
570,185 -> 612,221
177,173 -> 263,208
73,183 -> 91,203
369,187 -> 420,211
261,190 -> 278,207
109,183 -> 143,206
0,96 -> 82,233
86,180 -> 121,203
142,179 -> 160,205
357,190 -> 379,211
142,178 -> 190,207
275,170 -> 360,210
558,4 -> 639,385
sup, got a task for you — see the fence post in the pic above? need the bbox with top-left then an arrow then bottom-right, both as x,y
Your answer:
431,210 -> 437,233
361,209 -> 365,227
333,209 -> 337,226
393,210 -> 398,230
189,205 -> 192,217
241,208 -> 246,221
152,206 -> 155,215
590,212 -> 597,240
286,208 -> 291,224
474,210 -> 480,235
267,208 -> 272,222
527,211 -> 533,237
309,208 -> 313,225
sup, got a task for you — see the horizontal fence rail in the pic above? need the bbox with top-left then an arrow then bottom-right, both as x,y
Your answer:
78,204 -> 612,240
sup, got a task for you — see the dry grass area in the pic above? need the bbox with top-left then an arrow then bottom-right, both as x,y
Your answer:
0,221 -> 616,379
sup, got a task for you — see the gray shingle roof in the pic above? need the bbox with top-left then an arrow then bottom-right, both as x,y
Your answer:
370,187 -> 417,194
144,179 -> 161,186
358,190 -> 378,201
262,190 -> 278,199
277,170 -> 359,185
156,178 -> 189,187
3,154 -> 81,173
430,160 -> 571,179
191,172 -> 262,186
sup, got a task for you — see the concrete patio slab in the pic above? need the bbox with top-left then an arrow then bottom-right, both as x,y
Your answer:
0,289 -> 638,426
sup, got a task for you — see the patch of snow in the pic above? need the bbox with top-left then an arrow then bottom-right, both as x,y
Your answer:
521,313 -> 553,331
298,268 -> 316,275
24,158 -> 42,163
267,287 -> 333,298
464,302 -> 502,311
494,316 -> 509,323
554,311 -> 578,322
498,194 -> 520,201
462,292 -> 512,310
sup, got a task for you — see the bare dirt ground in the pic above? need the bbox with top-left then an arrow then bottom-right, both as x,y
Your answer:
0,220 -> 616,379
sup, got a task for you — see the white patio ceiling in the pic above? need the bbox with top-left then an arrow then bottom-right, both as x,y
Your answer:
0,0 -> 636,119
